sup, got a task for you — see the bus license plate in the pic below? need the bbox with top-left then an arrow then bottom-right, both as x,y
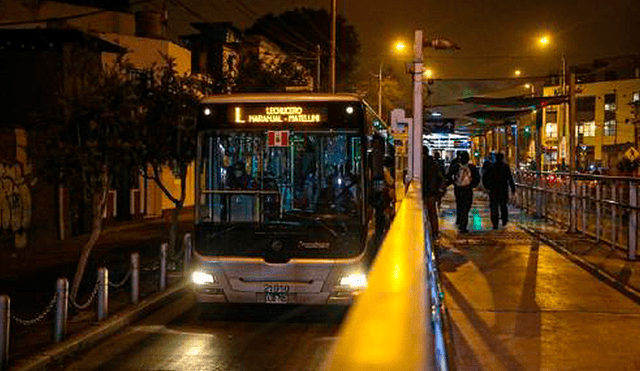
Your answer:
265,284 -> 289,304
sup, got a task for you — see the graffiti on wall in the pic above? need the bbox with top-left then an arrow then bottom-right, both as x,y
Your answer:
0,163 -> 33,247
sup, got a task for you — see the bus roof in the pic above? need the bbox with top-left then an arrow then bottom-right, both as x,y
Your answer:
200,93 -> 363,104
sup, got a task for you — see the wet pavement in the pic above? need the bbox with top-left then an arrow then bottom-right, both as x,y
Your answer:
437,193 -> 640,370
52,296 -> 345,371
8,191 -> 640,370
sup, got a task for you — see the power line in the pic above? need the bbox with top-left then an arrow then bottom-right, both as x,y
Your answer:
0,0 -> 156,27
166,0 -> 208,22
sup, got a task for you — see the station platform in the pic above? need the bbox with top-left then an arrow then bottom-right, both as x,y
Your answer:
436,193 -> 640,370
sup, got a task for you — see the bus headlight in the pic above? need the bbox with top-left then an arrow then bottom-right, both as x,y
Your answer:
192,271 -> 215,285
340,273 -> 367,289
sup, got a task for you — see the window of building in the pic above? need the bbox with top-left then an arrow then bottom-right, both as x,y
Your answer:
633,91 -> 639,103
545,110 -> 558,138
604,93 -> 616,136
576,96 -> 596,137
546,123 -> 558,138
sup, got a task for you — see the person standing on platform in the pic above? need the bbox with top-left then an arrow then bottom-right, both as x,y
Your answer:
447,151 -> 480,233
484,152 -> 516,229
423,148 -> 444,239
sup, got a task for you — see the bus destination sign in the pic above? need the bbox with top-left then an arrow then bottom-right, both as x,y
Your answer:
230,105 -> 327,124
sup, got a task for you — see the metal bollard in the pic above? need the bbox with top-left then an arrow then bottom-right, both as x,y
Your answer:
596,183 -> 602,242
97,267 -> 108,321
160,243 -> 167,291
1,295 -> 9,371
611,184 -> 617,250
569,181 -> 577,232
581,183 -> 587,234
629,183 -> 638,260
183,234 -> 192,274
54,278 -> 68,343
131,252 -> 140,304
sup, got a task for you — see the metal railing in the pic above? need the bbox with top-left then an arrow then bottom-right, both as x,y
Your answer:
514,170 -> 639,260
0,233 -> 194,370
322,182 -> 449,371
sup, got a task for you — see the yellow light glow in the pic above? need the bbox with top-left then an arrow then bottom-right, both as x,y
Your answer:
394,41 -> 407,53
524,83 -> 531,89
539,35 -> 550,46
423,68 -> 433,79
515,70 -> 522,77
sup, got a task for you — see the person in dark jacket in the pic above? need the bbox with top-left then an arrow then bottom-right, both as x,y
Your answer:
446,151 -> 480,233
483,152 -> 516,229
423,148 -> 444,239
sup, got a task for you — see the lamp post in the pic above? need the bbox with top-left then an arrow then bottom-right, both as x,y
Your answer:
409,31 -> 460,181
540,34 -> 577,230
375,41 -> 407,117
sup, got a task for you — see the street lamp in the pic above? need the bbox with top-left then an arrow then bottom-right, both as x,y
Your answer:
376,41 -> 408,117
515,69 -> 522,77
409,31 -> 460,181
538,33 -> 568,167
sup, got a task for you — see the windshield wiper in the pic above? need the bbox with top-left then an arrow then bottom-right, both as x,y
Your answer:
281,212 -> 339,238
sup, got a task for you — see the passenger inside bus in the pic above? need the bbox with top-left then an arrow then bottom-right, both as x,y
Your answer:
226,162 -> 254,189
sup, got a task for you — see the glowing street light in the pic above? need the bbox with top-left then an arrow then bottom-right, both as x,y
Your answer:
423,68 -> 433,79
515,69 -> 522,77
394,41 -> 407,53
538,35 -> 550,46
376,41 -> 408,116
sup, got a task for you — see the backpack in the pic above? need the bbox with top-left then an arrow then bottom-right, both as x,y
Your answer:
455,164 -> 472,187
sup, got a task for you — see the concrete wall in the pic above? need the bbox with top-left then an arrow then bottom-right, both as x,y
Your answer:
100,33 -> 191,75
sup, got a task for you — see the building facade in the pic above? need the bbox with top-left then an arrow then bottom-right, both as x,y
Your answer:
0,1 -> 195,249
542,78 -> 640,171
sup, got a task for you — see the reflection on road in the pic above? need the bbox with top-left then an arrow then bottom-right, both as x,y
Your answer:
56,296 -> 346,371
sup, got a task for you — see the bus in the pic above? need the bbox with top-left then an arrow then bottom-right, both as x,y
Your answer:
190,93 -> 394,305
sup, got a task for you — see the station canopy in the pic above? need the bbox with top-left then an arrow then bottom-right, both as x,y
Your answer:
459,95 -> 567,109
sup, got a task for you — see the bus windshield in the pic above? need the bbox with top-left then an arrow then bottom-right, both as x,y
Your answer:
197,130 -> 363,227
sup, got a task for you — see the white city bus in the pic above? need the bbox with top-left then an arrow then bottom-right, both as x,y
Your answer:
190,93 -> 393,305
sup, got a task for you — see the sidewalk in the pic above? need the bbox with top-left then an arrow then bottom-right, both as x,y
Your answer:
0,208 -> 195,281
436,192 -> 640,370
437,192 -> 640,300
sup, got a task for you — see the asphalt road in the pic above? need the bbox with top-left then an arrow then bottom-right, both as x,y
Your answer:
52,295 -> 346,371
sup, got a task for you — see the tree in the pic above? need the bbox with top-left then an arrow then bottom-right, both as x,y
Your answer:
353,66 -> 409,121
235,53 -> 311,92
136,57 -> 206,259
38,57 -> 144,301
245,8 -> 361,92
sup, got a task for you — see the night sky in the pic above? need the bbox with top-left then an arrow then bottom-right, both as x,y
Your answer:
152,0 -> 640,115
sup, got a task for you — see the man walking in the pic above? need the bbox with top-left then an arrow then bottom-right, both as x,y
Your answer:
484,153 -> 516,229
447,151 -> 480,233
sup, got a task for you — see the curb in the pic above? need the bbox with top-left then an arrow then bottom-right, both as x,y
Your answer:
9,281 -> 188,371
518,224 -> 640,305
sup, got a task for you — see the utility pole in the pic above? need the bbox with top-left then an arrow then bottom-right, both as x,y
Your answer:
568,72 -> 577,232
330,0 -> 336,93
535,83 -> 543,217
560,54 -> 567,169
411,30 -> 423,182
316,45 -> 322,92
378,62 -> 383,117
